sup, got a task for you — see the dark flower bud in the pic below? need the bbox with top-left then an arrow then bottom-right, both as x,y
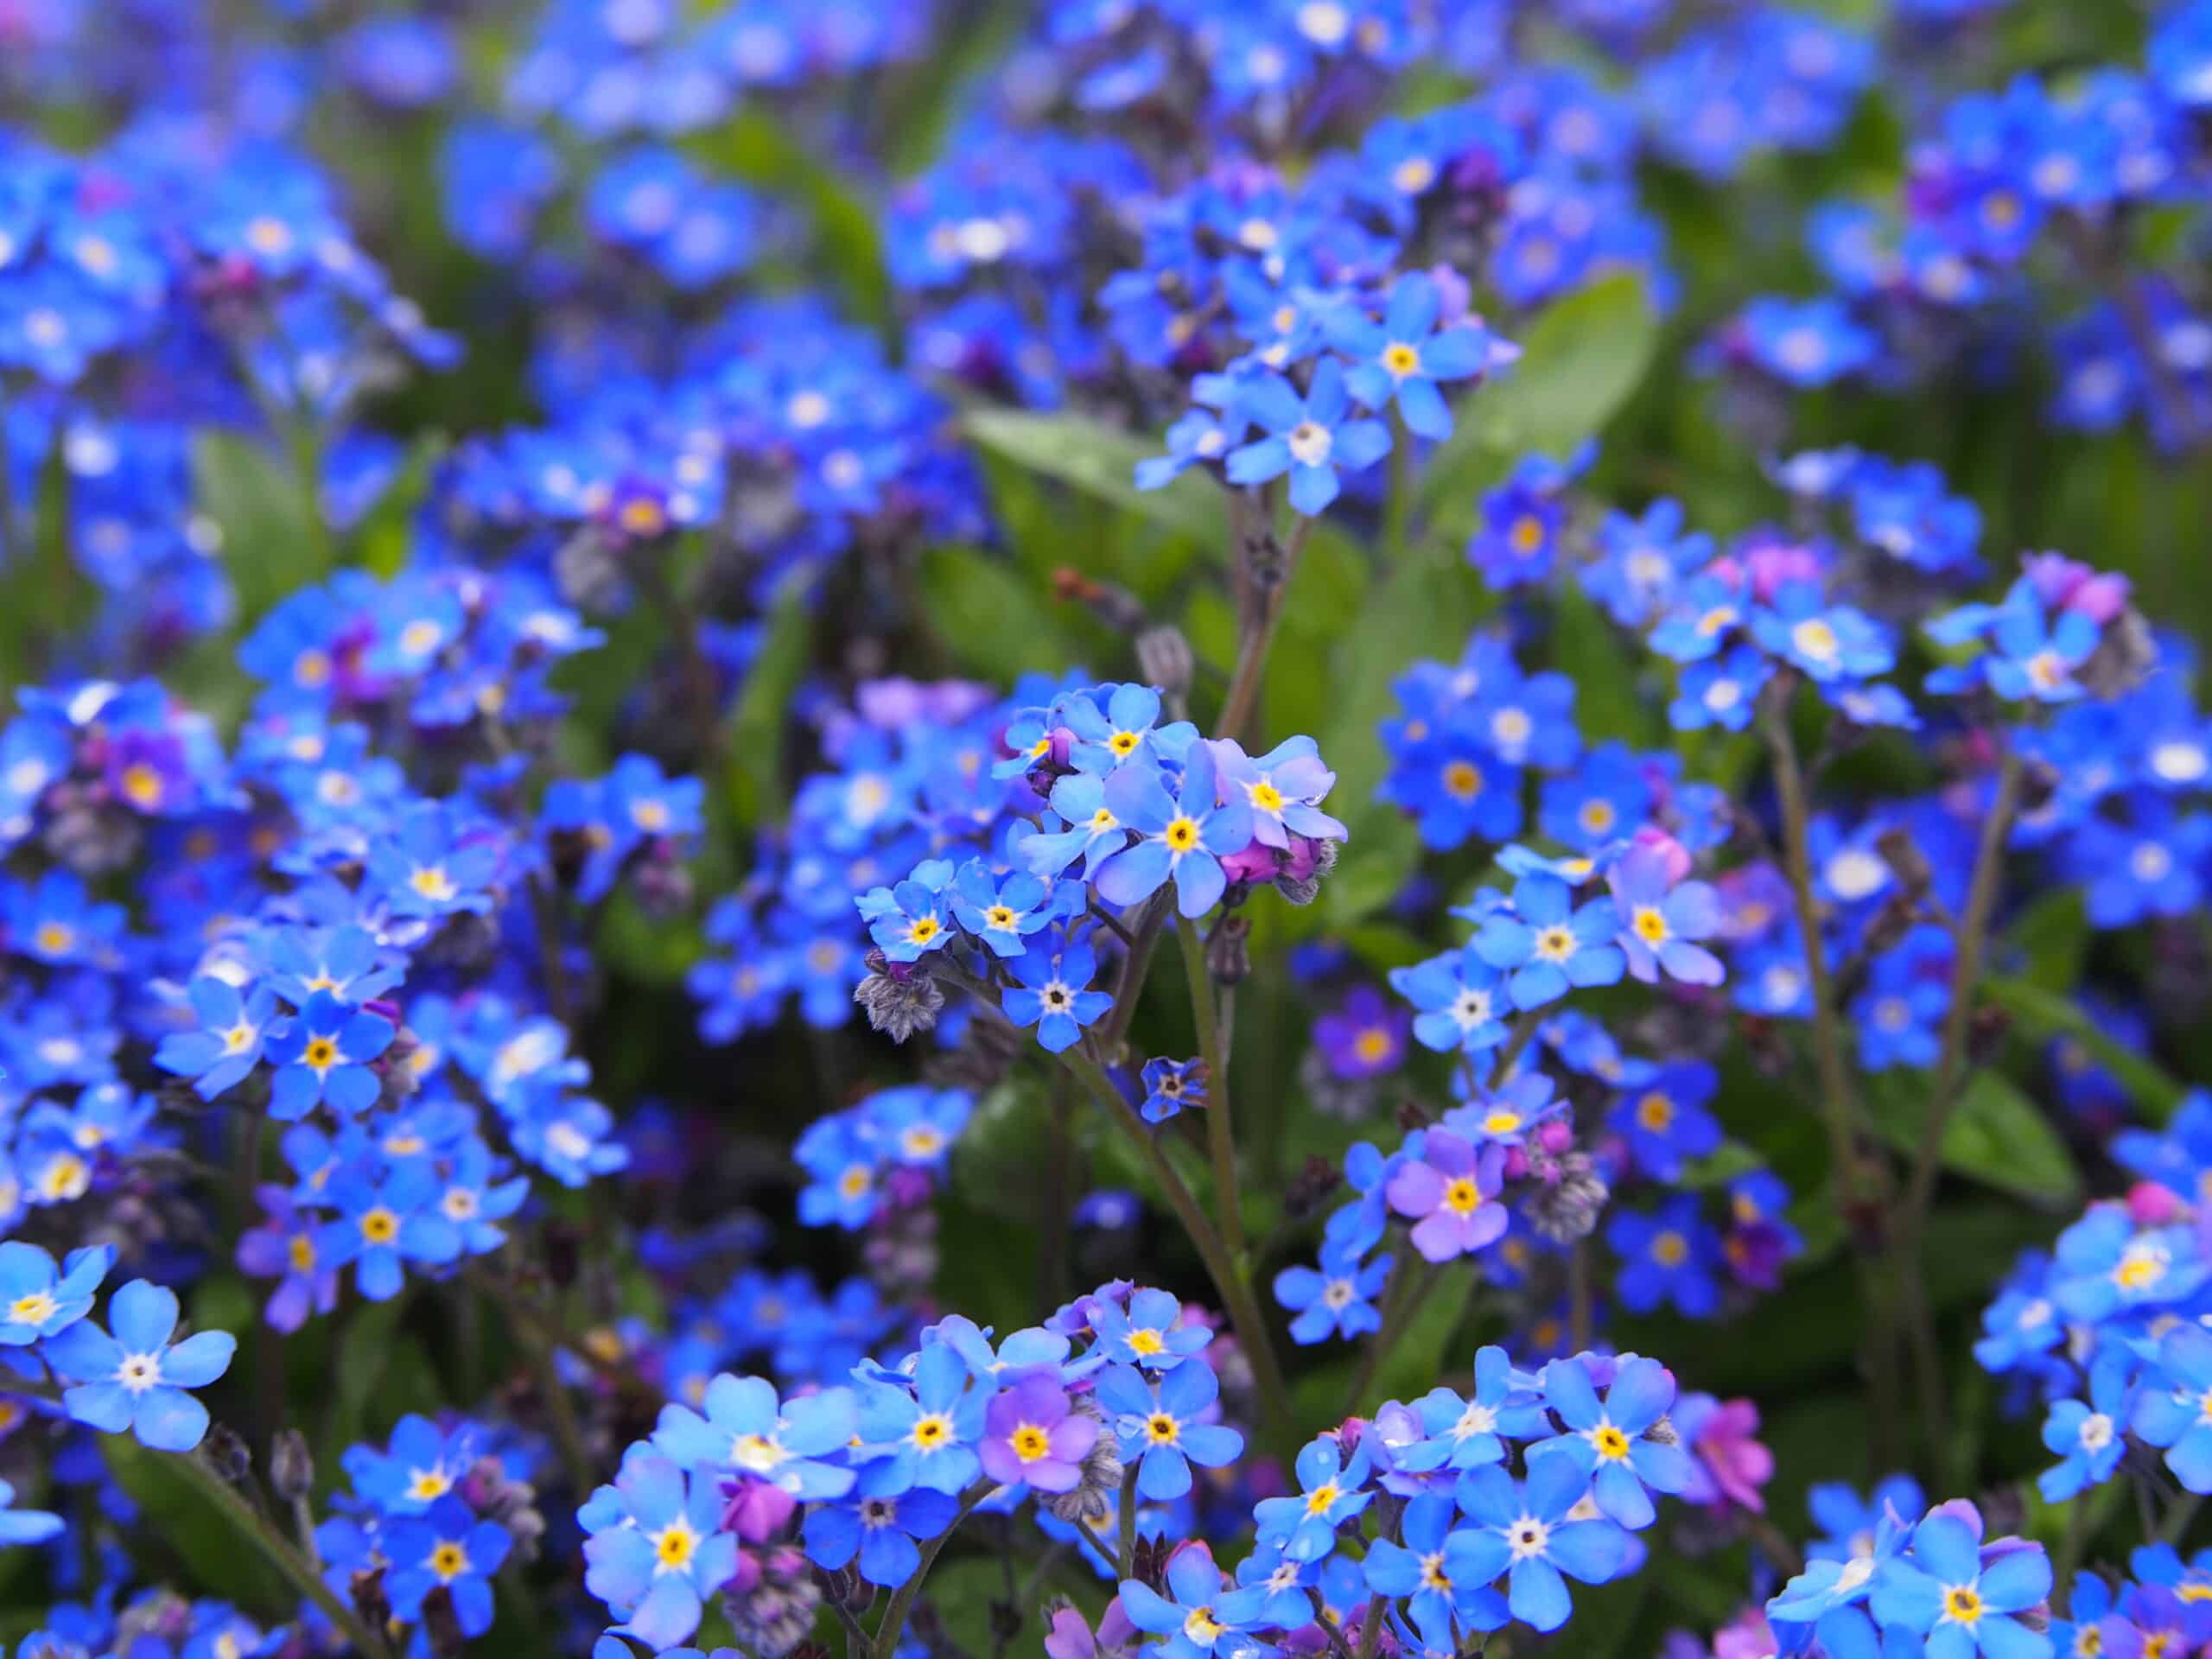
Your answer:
555,526 -> 628,613
270,1427 -> 314,1502
419,1586 -> 468,1659
923,1012 -> 1022,1093
1646,1416 -> 1679,1446
1282,1153 -> 1344,1222
1135,626 -> 1194,702
351,1567 -> 391,1635
631,849 -> 694,918
1873,827 -> 1932,901
1967,1002 -> 2012,1067
1052,569 -> 1147,634
2078,608 -> 2157,700
202,1424 -> 252,1484
1205,915 -> 1250,986
543,1222 -> 584,1288
1043,1398 -> 1122,1524
855,953 -> 946,1043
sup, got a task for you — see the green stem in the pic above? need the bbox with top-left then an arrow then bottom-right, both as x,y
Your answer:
287,413 -> 337,575
1117,1466 -> 1139,1580
874,1482 -> 997,1659
1178,917 -> 1247,1264
472,1271 -> 596,1496
1342,1259 -> 1442,1418
1383,410 -> 1412,562
1491,1011 -> 1543,1082
1099,893 -> 1172,1057
1058,1049 -> 1293,1443
168,1449 -> 392,1659
1758,679 -> 1872,1211
1217,520 -> 1311,741
1899,748 -> 2024,1236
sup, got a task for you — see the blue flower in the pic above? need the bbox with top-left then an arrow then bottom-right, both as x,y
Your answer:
651,1374 -> 857,1499
1096,1360 -> 1243,1500
1365,1491 -> 1510,1634
1094,1287 -> 1212,1370
2037,1349 -> 2133,1502
1529,1355 -> 1694,1529
856,1342 -> 987,1494
950,860 -> 1056,957
1870,1511 -> 2052,1659
43,1279 -> 237,1452
1445,1454 -> 1630,1632
582,1453 -> 740,1652
860,858 -> 957,963
1472,874 -> 1625,1011
1608,1198 -> 1723,1318
1606,1064 -> 1723,1182
1331,272 -> 1492,439
344,1414 -> 480,1514
1224,359 -> 1392,516
1807,1476 -> 1927,1563
1390,944 -> 1510,1054
1094,748 -> 1254,919
1398,1347 -> 1550,1475
0,1241 -> 112,1344
264,991 -> 395,1120
803,1484 -> 959,1587
1140,1057 -> 1207,1124
1273,1243 -> 1390,1344
385,1496 -> 512,1636
1003,929 -> 1114,1054
1116,1542 -> 1265,1659
154,979 -> 281,1102
366,801 -> 501,918
1065,683 -> 1193,775
2051,1206 -> 2202,1322
1023,774 -> 1132,880
319,1162 -> 462,1301
1751,584 -> 1896,682
1738,296 -> 1877,387
0,1477 -> 63,1547
1254,1434 -> 1374,1561
2131,1324 -> 2212,1494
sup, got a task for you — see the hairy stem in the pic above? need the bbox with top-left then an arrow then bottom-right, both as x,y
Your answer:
168,1449 -> 393,1659
873,1481 -> 997,1659
1178,917 -> 1247,1263
1058,1048 -> 1293,1442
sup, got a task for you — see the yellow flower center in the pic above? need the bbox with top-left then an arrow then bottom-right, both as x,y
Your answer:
1442,760 -> 1483,800
9,1291 -> 56,1325
1636,1092 -> 1675,1131
1164,817 -> 1200,852
1579,799 -> 1617,835
911,1414 -> 953,1450
1305,1482 -> 1341,1515
289,1235 -> 317,1273
1650,1230 -> 1689,1267
1509,516 -> 1547,556
653,1519 -> 698,1571
1354,1029 -> 1393,1065
1632,906 -> 1669,944
430,1542 -> 468,1580
1591,1425 -> 1631,1461
1944,1586 -> 1983,1625
304,1037 -> 338,1069
1012,1425 -> 1052,1462
1250,780 -> 1285,812
1382,343 -> 1421,378
907,916 -> 940,944
1443,1178 -> 1484,1217
1146,1412 -> 1179,1445
360,1207 -> 399,1244
1128,1328 -> 1166,1357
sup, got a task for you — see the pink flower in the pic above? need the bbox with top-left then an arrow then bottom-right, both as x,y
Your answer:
1691,1398 -> 1774,1513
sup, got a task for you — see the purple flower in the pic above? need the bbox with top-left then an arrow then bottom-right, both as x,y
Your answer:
1609,846 -> 1725,986
236,1185 -> 340,1332
978,1374 -> 1099,1493
1386,1131 -> 1509,1262
1314,987 -> 1410,1080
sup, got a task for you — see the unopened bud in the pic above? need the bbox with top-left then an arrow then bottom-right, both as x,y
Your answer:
420,1585 -> 468,1659
202,1424 -> 251,1485
1205,916 -> 1250,986
1872,827 -> 1931,899
351,1567 -> 391,1635
1135,627 -> 1194,702
270,1428 -> 314,1502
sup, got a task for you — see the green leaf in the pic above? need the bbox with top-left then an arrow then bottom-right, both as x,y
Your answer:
1418,272 -> 1662,528
195,431 -> 320,625
693,112 -> 889,329
963,407 -> 1230,545
1982,976 -> 2188,1122
728,575 -> 812,823
1863,1068 -> 2080,1205
915,543 -> 1081,679
100,1440 -> 295,1616
1551,579 -> 1658,745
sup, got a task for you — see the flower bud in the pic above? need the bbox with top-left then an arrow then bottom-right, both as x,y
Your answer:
855,951 -> 946,1043
1135,626 -> 1194,703
270,1427 -> 314,1502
